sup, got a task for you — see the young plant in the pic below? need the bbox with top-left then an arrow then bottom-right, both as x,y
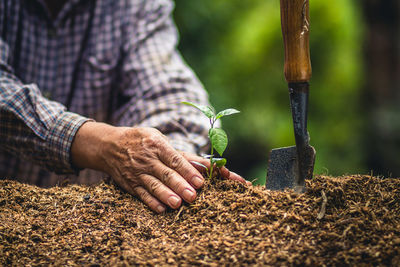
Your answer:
182,101 -> 240,179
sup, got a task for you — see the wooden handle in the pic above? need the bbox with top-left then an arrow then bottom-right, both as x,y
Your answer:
280,0 -> 312,83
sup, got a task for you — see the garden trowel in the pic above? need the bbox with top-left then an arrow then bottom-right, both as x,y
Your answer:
266,0 -> 316,193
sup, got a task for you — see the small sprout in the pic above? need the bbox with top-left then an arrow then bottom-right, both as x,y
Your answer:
182,101 -> 240,179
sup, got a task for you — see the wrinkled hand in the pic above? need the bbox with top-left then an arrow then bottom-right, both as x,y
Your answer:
71,122 -> 248,213
101,126 -> 209,213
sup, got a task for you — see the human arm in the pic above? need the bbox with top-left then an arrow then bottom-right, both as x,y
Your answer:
0,37 -> 90,174
0,32 -> 244,214
0,0 -> 246,214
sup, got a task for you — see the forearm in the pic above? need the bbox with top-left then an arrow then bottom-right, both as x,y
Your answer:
71,121 -> 117,172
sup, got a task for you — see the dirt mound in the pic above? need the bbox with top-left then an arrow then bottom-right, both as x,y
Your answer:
1,175 -> 400,266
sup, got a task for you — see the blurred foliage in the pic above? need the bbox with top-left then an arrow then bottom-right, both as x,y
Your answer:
174,0 -> 367,184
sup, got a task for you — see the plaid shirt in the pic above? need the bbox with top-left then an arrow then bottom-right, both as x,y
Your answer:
0,0 -> 210,186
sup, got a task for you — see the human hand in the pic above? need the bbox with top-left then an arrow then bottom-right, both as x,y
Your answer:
71,122 -> 249,213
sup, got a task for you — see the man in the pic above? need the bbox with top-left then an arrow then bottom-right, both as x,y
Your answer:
0,0 -> 247,213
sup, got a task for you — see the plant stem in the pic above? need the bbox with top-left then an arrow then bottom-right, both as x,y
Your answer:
209,145 -> 214,179
209,117 -> 215,179
205,116 -> 217,179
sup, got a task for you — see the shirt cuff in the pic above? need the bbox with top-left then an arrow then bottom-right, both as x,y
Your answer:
44,111 -> 92,174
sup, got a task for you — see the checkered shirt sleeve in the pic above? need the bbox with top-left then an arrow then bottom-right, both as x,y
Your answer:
0,38 -> 90,174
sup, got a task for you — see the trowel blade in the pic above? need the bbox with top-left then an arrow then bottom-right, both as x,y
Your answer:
265,146 -> 298,191
266,146 -> 304,192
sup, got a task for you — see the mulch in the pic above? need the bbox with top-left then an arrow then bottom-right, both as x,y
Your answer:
1,175 -> 399,266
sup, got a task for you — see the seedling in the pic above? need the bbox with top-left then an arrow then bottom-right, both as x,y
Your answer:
182,101 -> 240,179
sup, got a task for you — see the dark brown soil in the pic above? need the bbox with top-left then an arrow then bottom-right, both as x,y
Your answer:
1,175 -> 400,266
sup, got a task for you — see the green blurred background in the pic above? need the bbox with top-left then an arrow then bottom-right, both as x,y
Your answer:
173,0 -> 400,184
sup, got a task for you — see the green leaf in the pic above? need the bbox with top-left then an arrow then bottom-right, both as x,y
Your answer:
209,128 -> 228,156
182,101 -> 214,119
215,108 -> 240,120
211,158 -> 227,168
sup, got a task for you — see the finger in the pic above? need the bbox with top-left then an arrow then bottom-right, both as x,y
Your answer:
132,186 -> 166,213
189,161 -> 208,177
225,169 -> 248,184
112,176 -> 168,213
140,174 -> 182,209
151,161 -> 197,203
179,151 -> 212,179
158,148 -> 204,189
219,166 -> 231,179
180,151 -> 211,169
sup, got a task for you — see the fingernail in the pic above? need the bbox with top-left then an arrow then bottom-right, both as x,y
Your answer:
192,176 -> 204,188
168,196 -> 181,208
156,205 -> 165,213
182,188 -> 195,202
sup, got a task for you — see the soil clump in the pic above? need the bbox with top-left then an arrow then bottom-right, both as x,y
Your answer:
1,175 -> 400,266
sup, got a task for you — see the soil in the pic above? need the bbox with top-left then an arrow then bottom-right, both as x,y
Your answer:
1,175 -> 400,266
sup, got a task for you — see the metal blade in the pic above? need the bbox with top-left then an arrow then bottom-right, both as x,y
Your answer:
266,145 -> 315,193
